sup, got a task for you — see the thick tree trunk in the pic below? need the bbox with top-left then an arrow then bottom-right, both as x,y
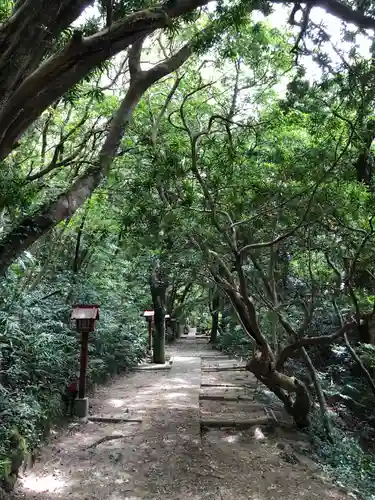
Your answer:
209,310 -> 219,344
247,352 -> 311,428
0,0 -> 209,158
152,300 -> 166,364
0,2 -> 374,157
208,288 -> 220,343
0,81 -> 143,275
150,264 -> 167,364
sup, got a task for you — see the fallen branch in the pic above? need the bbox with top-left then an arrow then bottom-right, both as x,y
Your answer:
88,417 -> 142,423
201,383 -> 246,388
199,394 -> 254,402
201,366 -> 247,372
200,416 -> 274,428
135,364 -> 172,371
84,434 -> 126,450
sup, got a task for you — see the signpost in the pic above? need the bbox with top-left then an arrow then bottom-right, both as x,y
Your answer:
70,304 -> 100,417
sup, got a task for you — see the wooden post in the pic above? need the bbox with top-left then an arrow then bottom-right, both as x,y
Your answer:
148,318 -> 152,351
79,331 -> 89,399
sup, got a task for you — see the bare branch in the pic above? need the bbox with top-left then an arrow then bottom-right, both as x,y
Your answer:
276,314 -> 373,370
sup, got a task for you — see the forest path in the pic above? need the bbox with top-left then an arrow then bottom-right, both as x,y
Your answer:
13,336 -> 351,500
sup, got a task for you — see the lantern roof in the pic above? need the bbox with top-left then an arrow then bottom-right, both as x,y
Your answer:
71,304 -> 100,320
143,310 -> 154,317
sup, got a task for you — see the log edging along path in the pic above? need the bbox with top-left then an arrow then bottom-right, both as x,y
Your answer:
199,348 -> 291,430
134,357 -> 174,371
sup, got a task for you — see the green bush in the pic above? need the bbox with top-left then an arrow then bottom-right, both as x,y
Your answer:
309,416 -> 375,500
0,272 -> 148,489
218,325 -> 252,357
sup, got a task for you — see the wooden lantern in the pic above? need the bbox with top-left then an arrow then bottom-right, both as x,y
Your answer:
70,304 -> 100,399
71,304 -> 100,332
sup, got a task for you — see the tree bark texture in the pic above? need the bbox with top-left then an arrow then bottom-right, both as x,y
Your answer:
209,292 -> 220,344
150,264 -> 167,364
0,0 -> 209,159
214,270 -> 312,427
1,0 -> 375,159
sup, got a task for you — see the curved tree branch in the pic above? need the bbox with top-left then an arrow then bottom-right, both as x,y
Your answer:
275,315 -> 373,370
0,0 -> 210,160
0,36 -> 196,275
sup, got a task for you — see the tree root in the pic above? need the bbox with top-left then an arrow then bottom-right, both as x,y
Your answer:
84,434 -> 126,450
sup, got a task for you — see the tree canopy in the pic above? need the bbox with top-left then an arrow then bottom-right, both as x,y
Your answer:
1,0 -> 375,498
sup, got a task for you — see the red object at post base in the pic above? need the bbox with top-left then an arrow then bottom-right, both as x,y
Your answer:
70,305 -> 100,400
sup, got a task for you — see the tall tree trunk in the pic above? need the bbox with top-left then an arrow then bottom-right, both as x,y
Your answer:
209,292 -> 220,344
209,311 -> 219,344
175,320 -> 181,339
152,296 -> 165,364
150,264 -> 167,364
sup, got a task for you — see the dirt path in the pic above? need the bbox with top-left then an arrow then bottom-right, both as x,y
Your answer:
13,336 -> 352,500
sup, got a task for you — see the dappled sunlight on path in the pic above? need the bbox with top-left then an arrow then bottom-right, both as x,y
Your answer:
14,337 -> 352,500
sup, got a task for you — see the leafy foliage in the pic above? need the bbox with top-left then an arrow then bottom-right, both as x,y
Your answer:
2,1 -> 375,497
0,225 -> 149,487
310,418 -> 375,500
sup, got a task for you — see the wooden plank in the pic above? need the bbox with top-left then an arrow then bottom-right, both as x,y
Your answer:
200,355 -> 232,360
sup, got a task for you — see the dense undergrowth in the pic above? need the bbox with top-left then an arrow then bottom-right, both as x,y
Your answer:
218,326 -> 375,500
0,265 -> 148,490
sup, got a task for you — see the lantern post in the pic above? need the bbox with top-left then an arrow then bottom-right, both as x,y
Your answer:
71,304 -> 100,417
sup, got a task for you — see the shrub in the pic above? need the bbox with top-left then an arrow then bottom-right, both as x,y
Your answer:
309,416 -> 375,500
218,325 -> 252,357
0,273 -> 148,490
